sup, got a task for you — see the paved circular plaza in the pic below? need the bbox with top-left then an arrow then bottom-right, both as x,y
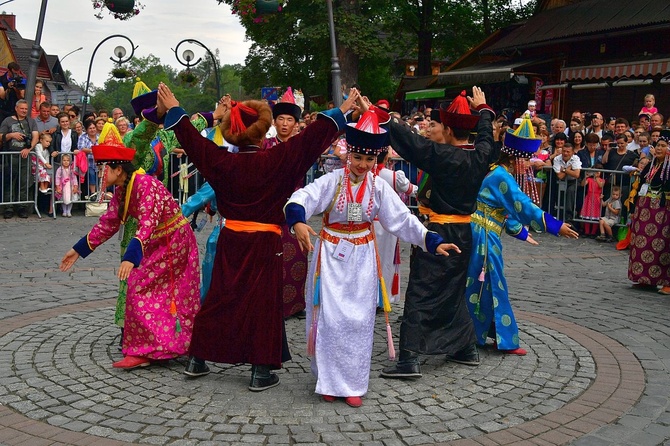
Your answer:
0,215 -> 667,445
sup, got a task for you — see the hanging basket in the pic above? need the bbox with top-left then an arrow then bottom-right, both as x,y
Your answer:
178,70 -> 198,85
105,0 -> 135,13
112,67 -> 132,79
92,0 -> 144,20
255,0 -> 281,14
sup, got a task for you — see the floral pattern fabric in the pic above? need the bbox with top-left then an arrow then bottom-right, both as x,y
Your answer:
87,174 -> 200,359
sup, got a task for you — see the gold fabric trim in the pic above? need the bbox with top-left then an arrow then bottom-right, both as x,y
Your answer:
471,212 -> 503,237
152,213 -> 189,239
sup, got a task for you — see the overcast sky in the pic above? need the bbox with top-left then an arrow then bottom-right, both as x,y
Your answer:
4,0 -> 250,89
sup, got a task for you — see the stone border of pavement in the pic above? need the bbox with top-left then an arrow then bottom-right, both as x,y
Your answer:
0,301 -> 644,446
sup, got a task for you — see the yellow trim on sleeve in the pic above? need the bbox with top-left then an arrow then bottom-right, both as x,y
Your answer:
121,168 -> 146,224
86,233 -> 94,252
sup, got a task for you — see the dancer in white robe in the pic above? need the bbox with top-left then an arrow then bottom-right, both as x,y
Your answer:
285,110 -> 456,408
374,152 -> 417,303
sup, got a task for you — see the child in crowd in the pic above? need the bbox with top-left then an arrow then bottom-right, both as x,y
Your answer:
55,153 -> 79,217
638,133 -> 652,159
580,163 -> 605,236
34,132 -> 52,194
639,94 -> 658,116
525,100 -> 537,119
596,186 -> 621,242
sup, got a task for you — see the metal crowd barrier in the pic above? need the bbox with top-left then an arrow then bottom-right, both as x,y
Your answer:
11,146 -> 639,231
539,165 -> 634,228
0,151 -> 40,217
46,152 -> 108,219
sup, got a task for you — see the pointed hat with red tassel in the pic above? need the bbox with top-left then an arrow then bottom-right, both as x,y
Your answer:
345,109 -> 388,155
439,90 -> 480,130
272,86 -> 302,121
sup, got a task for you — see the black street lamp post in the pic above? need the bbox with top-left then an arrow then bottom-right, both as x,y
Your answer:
326,0 -> 342,107
173,39 -> 221,100
24,0 -> 49,113
82,34 -> 137,118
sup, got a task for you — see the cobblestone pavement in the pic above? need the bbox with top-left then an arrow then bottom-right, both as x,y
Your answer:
0,211 -> 667,445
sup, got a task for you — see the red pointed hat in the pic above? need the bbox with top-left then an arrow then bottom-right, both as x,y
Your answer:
439,90 -> 480,130
92,120 -> 135,164
272,86 -> 302,121
345,110 -> 389,155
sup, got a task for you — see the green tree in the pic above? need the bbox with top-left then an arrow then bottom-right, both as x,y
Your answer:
217,0 -> 535,101
88,55 -> 246,116
218,0 -> 396,103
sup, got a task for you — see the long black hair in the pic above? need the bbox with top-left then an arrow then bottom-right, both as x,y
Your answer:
107,162 -> 138,220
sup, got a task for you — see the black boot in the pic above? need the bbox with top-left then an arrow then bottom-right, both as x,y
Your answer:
380,350 -> 421,379
249,364 -> 279,391
445,344 -> 480,366
184,356 -> 210,377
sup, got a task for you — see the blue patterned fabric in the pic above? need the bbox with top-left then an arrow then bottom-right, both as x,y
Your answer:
465,166 -> 560,350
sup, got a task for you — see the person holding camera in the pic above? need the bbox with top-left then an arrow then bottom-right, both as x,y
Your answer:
0,62 -> 26,124
0,99 -> 38,218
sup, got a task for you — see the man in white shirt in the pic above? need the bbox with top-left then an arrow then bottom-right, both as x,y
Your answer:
553,143 -> 581,223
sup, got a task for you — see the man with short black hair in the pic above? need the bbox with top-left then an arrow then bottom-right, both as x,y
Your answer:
614,118 -> 629,136
35,102 -> 58,134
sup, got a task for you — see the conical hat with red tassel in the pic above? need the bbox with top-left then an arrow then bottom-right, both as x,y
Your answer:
439,90 -> 480,130
272,86 -> 302,121
345,110 -> 388,155
92,119 -> 135,164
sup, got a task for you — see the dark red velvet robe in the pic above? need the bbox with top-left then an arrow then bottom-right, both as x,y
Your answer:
169,112 -> 342,368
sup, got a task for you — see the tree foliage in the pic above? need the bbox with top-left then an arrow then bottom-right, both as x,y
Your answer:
86,55 -> 246,116
216,0 -> 536,101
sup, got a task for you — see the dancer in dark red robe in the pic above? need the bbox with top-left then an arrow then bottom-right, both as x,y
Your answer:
155,83 -> 358,391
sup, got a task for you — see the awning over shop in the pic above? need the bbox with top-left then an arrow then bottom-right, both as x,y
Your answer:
437,66 -> 513,85
561,58 -> 670,82
405,88 -> 445,101
436,58 -> 551,86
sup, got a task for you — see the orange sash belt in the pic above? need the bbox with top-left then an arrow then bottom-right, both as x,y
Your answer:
225,219 -> 282,235
325,222 -> 371,233
419,206 -> 471,224
320,229 -> 374,246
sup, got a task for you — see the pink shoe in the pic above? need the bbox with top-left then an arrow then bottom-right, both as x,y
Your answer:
113,355 -> 150,369
501,348 -> 527,356
322,395 -> 336,402
345,396 -> 363,407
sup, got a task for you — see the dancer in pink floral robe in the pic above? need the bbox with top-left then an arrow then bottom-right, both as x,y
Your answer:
62,161 -> 200,368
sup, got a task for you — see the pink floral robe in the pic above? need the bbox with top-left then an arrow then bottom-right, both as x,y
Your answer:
85,173 -> 200,359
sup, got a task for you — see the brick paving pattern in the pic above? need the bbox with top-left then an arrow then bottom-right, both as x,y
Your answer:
0,213 -> 666,445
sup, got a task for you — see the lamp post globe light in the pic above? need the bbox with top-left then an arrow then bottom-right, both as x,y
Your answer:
173,39 -> 221,99
82,34 -> 137,118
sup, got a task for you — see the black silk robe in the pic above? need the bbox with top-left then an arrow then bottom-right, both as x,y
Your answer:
385,109 -> 500,356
